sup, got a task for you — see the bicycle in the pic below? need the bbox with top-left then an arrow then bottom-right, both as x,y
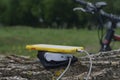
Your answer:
74,0 -> 120,52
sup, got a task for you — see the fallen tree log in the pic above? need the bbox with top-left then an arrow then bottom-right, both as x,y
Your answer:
0,49 -> 120,80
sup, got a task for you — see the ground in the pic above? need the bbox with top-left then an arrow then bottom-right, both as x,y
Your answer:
0,49 -> 120,80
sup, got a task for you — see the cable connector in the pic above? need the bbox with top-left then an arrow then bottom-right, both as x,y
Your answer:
77,49 -> 85,53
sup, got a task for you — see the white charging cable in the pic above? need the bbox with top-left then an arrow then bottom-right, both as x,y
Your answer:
56,50 -> 92,80
78,50 -> 92,80
56,57 -> 72,80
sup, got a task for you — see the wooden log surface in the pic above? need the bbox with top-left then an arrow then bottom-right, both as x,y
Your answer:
0,49 -> 120,80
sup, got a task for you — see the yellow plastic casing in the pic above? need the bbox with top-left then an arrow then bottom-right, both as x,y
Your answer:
26,44 -> 84,54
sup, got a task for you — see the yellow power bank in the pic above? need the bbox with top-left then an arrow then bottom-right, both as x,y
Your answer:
26,44 -> 84,54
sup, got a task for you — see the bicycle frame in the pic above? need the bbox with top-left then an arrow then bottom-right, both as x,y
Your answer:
100,21 -> 120,51
74,0 -> 120,52
114,34 -> 120,41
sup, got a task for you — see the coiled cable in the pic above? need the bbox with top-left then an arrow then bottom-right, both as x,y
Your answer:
82,50 -> 92,80
56,50 -> 92,80
56,57 -> 72,80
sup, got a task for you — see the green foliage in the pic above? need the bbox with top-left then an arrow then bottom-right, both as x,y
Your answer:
42,0 -> 79,28
0,0 -> 42,26
0,0 -> 120,28
113,0 -> 120,14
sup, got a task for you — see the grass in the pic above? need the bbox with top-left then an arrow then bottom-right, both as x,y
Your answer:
0,26 -> 120,57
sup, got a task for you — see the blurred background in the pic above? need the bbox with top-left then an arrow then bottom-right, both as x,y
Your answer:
0,0 -> 120,57
0,0 -> 120,28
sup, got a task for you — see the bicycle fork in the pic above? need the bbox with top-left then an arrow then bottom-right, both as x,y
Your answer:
100,29 -> 114,51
